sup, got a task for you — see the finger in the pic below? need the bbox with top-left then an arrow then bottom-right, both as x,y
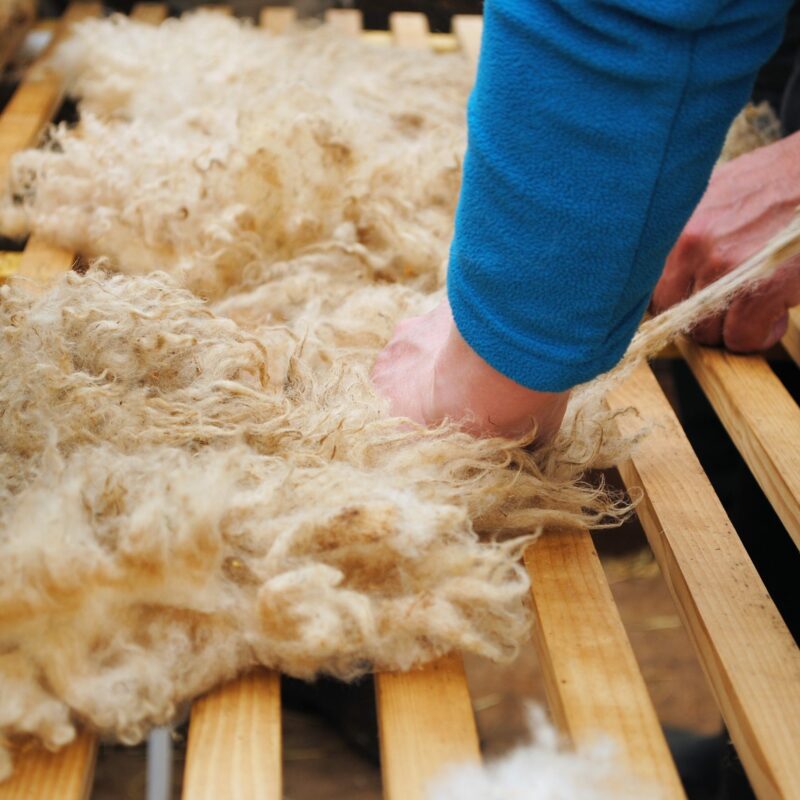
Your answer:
722,272 -> 796,353
691,311 -> 724,346
651,233 -> 705,313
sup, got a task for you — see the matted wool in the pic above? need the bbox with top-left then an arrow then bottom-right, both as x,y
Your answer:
0,13 -> 798,779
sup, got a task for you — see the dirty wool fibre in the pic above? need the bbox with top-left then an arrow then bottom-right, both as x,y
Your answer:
1,13 -> 797,777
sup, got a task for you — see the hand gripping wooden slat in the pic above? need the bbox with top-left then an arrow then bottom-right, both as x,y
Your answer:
324,8 -> 363,37
376,655 -> 481,800
259,6 -> 296,34
389,12 -> 429,49
608,363 -> 800,800
452,15 -> 482,66
525,530 -> 685,797
182,670 -> 282,800
678,338 -> 800,551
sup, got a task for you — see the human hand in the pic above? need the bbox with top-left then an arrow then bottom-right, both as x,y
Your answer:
651,131 -> 800,351
371,298 -> 569,441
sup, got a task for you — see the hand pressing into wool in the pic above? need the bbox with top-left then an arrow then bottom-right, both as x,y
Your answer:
651,131 -> 800,351
372,298 -> 570,441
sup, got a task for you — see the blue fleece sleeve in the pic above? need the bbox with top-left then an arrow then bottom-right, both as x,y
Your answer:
447,0 -> 790,391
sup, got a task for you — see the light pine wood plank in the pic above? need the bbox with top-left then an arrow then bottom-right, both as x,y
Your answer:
0,732 -> 97,800
182,670 -> 281,800
452,15 -> 482,66
389,12 -> 429,49
429,32 -> 458,53
259,6 -> 296,34
17,236 -> 75,284
199,4 -> 233,14
324,8 -> 362,36
0,3 -> 101,191
608,362 -> 800,800
780,306 -> 800,366
376,655 -> 480,800
678,338 -> 800,550
130,3 -> 168,24
0,251 -> 22,280
525,530 -> 685,797
0,7 -> 34,76
0,79 -> 61,189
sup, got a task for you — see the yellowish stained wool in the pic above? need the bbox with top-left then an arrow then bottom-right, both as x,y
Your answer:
1,13 -> 798,779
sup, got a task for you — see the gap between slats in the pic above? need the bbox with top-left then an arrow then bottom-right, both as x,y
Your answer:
677,338 -> 800,551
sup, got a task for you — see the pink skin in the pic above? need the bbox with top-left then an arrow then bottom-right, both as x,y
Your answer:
652,130 -> 800,351
371,298 -> 570,441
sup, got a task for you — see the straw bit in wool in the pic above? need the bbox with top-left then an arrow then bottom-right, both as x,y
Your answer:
1,12 -> 798,779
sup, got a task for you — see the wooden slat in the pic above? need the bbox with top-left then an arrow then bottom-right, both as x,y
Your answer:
376,655 -> 480,800
17,236 -> 75,283
0,6 -> 34,76
0,733 -> 97,800
389,12 -> 429,49
130,3 -> 168,24
0,3 -> 101,190
259,6 -> 296,34
608,363 -> 800,800
324,8 -> 363,36
198,4 -> 233,14
452,15 -> 482,66
525,530 -> 685,797
0,251 -> 22,280
678,338 -> 800,550
781,306 -> 800,366
429,32 -> 458,53
182,670 -> 282,800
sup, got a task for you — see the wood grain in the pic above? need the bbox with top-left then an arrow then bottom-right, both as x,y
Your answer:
182,670 -> 282,800
609,362 -> 800,800
525,530 -> 685,797
678,338 -> 800,550
389,12 -> 429,49
376,655 -> 480,800
0,733 -> 97,800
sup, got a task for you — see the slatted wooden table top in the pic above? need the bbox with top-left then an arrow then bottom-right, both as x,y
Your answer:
0,6 -> 798,800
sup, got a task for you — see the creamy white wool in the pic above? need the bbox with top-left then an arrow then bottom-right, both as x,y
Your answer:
427,707 -> 660,800
1,12 -> 798,781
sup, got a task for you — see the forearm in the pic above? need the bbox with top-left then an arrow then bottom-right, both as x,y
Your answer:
448,0 -> 790,391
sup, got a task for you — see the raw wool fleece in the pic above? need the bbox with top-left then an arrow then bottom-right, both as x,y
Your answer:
0,14 -> 633,777
1,11 -> 799,781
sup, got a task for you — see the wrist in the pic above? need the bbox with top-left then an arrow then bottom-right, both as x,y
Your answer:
434,316 -> 569,439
